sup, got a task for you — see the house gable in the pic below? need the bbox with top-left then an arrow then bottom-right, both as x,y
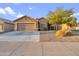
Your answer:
14,16 -> 37,23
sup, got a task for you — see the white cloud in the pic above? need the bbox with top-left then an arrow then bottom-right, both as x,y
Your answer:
29,7 -> 33,10
0,7 -> 16,15
71,13 -> 79,17
0,8 -> 6,14
5,7 -> 15,15
16,14 -> 24,18
0,7 -> 24,19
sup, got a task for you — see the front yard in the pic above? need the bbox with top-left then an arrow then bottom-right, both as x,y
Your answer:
40,31 -> 79,42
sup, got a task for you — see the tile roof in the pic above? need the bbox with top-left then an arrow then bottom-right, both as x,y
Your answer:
0,18 -> 13,23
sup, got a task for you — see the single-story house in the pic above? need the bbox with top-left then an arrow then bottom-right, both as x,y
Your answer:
0,18 -> 14,32
37,17 -> 49,31
0,16 -> 62,32
13,16 -> 38,31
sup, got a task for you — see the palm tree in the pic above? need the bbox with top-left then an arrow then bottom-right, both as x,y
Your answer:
47,7 -> 77,27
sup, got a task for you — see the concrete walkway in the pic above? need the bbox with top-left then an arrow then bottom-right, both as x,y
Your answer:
0,41 -> 79,56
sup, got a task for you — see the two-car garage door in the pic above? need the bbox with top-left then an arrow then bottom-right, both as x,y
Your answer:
17,23 -> 35,31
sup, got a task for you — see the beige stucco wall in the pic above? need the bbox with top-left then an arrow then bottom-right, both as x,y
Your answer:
0,20 -> 4,32
0,24 -> 3,32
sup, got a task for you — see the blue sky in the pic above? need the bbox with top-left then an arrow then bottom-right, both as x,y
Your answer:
0,3 -> 79,22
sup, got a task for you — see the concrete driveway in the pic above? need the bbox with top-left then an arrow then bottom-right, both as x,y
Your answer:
0,31 -> 40,41
0,31 -> 40,36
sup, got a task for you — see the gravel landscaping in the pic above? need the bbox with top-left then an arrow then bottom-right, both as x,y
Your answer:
40,31 -> 79,42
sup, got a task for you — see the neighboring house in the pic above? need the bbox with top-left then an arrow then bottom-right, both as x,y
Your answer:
0,18 -> 14,32
13,16 -> 38,31
37,17 -> 48,31
37,17 -> 61,31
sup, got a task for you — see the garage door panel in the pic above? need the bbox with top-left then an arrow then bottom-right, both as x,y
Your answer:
17,23 -> 26,31
26,23 -> 35,30
17,23 -> 35,31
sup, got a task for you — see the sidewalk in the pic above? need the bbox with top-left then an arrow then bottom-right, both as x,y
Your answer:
0,41 -> 79,56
